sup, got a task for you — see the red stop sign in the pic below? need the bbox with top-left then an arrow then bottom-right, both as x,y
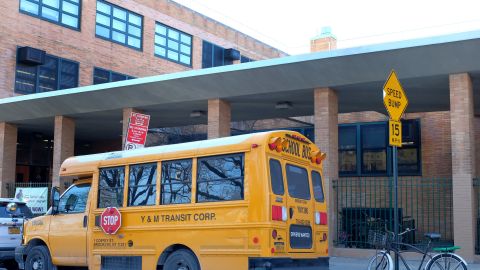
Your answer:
100,207 -> 121,235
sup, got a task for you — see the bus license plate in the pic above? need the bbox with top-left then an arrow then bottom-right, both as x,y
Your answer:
8,227 -> 20,234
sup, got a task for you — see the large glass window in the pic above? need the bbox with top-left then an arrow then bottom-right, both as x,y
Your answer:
98,166 -> 125,208
95,0 -> 143,50
161,159 -> 192,205
15,51 -> 79,94
339,126 -> 357,174
93,67 -> 135,84
58,183 -> 91,213
338,119 -> 421,176
202,41 -> 233,68
155,23 -> 192,66
361,124 -> 387,174
128,163 -> 157,206
286,164 -> 310,200
269,159 -> 284,195
197,154 -> 244,202
19,0 -> 81,29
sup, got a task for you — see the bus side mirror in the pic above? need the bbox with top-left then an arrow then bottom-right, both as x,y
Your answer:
51,187 -> 60,215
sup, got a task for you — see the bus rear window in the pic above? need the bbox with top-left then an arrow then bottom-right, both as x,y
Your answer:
269,159 -> 284,195
311,171 -> 324,202
286,164 -> 310,200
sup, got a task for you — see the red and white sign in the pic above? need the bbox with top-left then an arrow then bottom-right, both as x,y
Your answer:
100,207 -> 122,235
124,112 -> 150,150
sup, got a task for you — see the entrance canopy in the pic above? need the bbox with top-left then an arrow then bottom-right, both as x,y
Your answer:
2,30 -> 480,140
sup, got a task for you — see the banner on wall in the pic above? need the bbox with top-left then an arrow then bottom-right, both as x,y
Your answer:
15,187 -> 49,214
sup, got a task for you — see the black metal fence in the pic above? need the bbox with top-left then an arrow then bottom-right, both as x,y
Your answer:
474,178 -> 480,254
333,177 -> 453,249
5,182 -> 52,198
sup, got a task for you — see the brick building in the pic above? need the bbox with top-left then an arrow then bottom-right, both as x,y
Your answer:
1,0 -> 480,263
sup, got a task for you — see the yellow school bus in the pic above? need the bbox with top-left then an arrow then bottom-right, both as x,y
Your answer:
15,130 -> 328,270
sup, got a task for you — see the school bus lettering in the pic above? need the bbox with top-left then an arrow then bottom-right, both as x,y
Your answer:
17,131 -> 328,270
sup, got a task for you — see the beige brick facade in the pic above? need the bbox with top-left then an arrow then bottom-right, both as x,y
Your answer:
449,73 -> 476,261
207,99 -> 231,139
52,116 -> 75,188
0,0 -> 286,98
0,123 -> 17,197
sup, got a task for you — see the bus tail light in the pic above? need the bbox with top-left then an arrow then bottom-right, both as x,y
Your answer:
320,212 -> 328,225
272,229 -> 277,239
272,205 -> 287,221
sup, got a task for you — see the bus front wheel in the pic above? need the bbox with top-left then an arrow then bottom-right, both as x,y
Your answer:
24,245 -> 55,270
164,249 -> 200,270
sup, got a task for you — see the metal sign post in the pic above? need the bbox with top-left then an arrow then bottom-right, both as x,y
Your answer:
383,70 -> 408,270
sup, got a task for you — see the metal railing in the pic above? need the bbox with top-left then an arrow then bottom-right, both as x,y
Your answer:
333,177 -> 453,249
474,178 -> 480,254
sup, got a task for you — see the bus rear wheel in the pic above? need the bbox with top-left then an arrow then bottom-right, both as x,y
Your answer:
164,249 -> 200,270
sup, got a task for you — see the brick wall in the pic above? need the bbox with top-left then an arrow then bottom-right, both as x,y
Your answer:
0,0 -> 287,98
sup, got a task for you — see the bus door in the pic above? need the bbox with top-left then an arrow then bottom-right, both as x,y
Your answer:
284,163 -> 315,253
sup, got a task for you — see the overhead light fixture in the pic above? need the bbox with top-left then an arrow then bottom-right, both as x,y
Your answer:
190,110 -> 206,118
275,101 -> 293,110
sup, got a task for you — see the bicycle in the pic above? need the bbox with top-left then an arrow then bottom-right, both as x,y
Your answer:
366,228 -> 468,270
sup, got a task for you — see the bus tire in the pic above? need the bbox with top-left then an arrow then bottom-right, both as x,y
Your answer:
24,245 -> 55,270
164,249 -> 200,270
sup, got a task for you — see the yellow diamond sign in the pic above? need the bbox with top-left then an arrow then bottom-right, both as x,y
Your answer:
383,70 -> 408,121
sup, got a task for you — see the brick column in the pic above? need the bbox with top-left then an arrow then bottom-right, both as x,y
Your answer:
52,116 -> 75,188
0,123 -> 17,197
122,108 -> 144,149
314,88 -> 338,250
449,73 -> 477,262
208,99 -> 231,139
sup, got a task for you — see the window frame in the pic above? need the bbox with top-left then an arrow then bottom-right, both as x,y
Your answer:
127,162 -> 158,207
95,0 -> 143,51
19,0 -> 82,31
360,122 -> 388,175
269,158 -> 285,196
285,163 -> 311,200
196,153 -> 245,203
160,158 -> 193,205
92,67 -> 135,84
14,50 -> 79,95
97,166 -> 126,209
338,119 -> 422,177
154,22 -> 193,67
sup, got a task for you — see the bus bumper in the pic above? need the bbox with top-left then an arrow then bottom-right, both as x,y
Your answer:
249,257 -> 329,270
14,245 -> 26,269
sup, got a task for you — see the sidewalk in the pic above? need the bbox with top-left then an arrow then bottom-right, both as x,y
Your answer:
330,256 -> 480,270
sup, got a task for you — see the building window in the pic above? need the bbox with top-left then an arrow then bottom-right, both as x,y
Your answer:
202,41 -> 233,68
240,56 -> 255,63
95,0 -> 143,50
155,23 -> 192,66
15,52 -> 79,94
19,0 -> 81,29
93,67 -> 135,84
197,153 -> 244,202
338,119 -> 421,176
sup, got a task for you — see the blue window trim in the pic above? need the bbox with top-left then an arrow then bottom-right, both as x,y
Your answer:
95,0 -> 143,51
154,22 -> 193,67
19,0 -> 82,31
339,119 -> 422,177
14,48 -> 80,95
92,67 -> 135,84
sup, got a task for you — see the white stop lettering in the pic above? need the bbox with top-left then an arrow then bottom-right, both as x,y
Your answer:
103,216 -> 119,225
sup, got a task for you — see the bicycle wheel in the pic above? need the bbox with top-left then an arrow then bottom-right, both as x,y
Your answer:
367,251 -> 393,270
425,253 -> 467,270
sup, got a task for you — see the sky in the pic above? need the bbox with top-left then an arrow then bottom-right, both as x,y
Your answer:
173,0 -> 480,55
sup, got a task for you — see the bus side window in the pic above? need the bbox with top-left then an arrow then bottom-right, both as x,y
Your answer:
269,159 -> 284,195
161,159 -> 192,205
196,153 -> 244,203
311,171 -> 325,203
98,166 -> 125,208
128,163 -> 157,206
58,183 -> 91,213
